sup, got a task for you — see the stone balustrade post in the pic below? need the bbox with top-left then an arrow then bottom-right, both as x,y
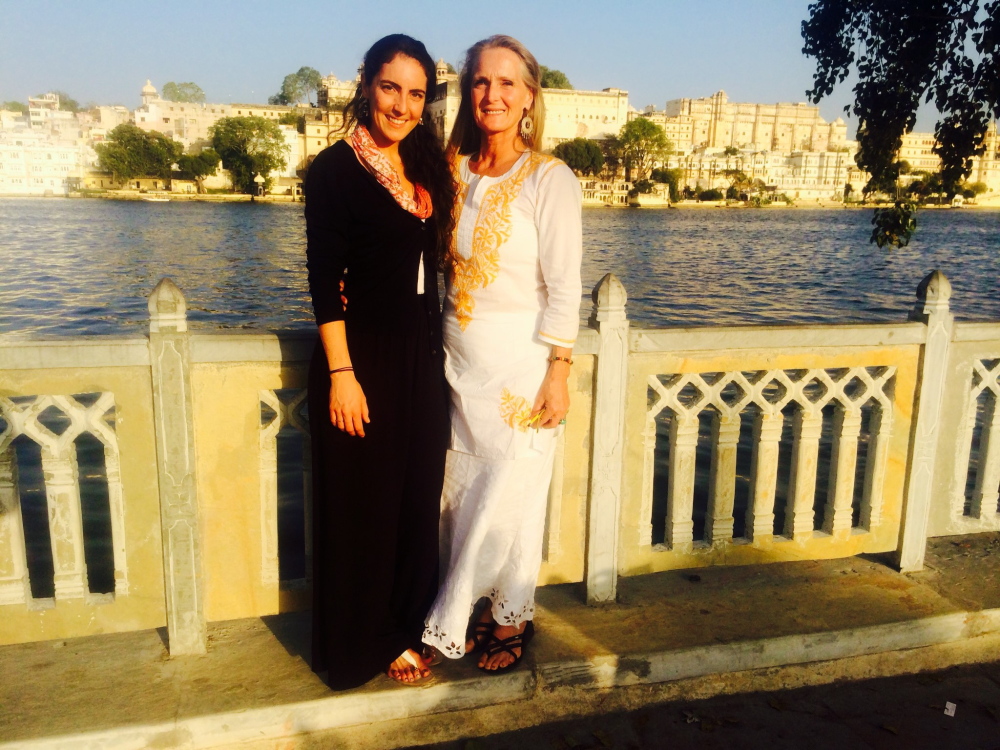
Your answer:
148,278 -> 206,654
0,448 -> 30,606
585,274 -> 629,604
896,270 -> 953,572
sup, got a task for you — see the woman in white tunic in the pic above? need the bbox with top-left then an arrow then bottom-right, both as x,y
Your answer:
422,35 -> 582,672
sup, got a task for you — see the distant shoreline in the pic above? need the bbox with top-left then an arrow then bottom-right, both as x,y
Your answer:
0,192 -> 300,204
588,200 -> 998,210
4,194 -> 997,210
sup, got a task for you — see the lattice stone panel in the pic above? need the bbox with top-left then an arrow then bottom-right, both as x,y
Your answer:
0,393 -> 125,606
956,359 -> 1000,520
641,367 -> 896,550
259,389 -> 311,586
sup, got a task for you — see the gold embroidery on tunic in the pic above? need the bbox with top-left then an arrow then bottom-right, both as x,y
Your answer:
450,152 -> 554,331
499,387 -> 535,431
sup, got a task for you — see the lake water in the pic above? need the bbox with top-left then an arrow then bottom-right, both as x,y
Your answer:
1,198 -> 999,337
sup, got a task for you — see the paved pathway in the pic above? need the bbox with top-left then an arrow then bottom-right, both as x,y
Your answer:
413,660 -> 1000,750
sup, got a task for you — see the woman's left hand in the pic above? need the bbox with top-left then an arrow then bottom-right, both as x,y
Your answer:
530,362 -> 571,429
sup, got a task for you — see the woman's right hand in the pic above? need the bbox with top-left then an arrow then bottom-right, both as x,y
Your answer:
329,372 -> 370,437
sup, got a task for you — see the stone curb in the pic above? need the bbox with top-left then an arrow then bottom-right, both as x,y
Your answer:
4,608 -> 999,750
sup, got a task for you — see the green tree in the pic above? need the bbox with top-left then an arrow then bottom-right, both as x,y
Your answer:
868,159 -> 912,196
176,148 -> 220,193
599,136 -> 623,179
650,167 -> 683,201
802,0 -> 1000,246
269,66 -> 323,105
2,101 -> 27,113
162,82 -> 206,103
210,116 -> 288,193
540,66 -> 573,89
722,145 -> 740,157
94,123 -> 183,184
619,117 -> 672,181
699,188 -> 725,201
553,138 -> 604,175
296,66 -> 323,104
722,168 -> 752,196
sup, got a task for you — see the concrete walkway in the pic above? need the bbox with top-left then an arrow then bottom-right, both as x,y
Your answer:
416,659 -> 1000,749
1,533 -> 998,750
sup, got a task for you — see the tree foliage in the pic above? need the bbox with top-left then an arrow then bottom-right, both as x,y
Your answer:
176,148 -> 220,193
802,0 -> 1000,246
210,116 -> 288,193
599,136 -> 623,179
553,138 -> 604,174
540,66 -> 573,89
722,168 -> 752,194
269,66 -> 323,105
619,118 -> 672,181
2,101 -> 27,113
650,167 -> 683,201
94,123 -> 183,184
162,82 -> 206,103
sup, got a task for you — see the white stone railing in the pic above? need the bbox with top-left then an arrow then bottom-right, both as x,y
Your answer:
1,271 -> 998,653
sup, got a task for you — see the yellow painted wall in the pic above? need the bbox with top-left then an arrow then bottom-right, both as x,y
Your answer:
192,361 -> 310,622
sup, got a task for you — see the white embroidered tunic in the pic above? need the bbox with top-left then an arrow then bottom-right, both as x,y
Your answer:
423,151 -> 583,659
444,150 -> 583,460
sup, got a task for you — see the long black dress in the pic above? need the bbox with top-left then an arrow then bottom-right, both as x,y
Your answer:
304,139 -> 449,690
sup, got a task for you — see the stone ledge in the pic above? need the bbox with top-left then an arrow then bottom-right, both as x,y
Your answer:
1,668 -> 532,750
3,609 -> 999,750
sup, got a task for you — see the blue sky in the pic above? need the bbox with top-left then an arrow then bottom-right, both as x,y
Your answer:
2,0 -> 878,129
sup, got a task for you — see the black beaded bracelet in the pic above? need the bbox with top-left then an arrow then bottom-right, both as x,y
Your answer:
548,356 -> 574,365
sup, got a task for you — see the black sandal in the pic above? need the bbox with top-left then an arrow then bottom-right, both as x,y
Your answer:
479,621 -> 534,674
467,619 -> 495,654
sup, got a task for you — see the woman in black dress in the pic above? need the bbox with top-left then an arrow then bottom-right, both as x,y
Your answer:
305,34 -> 455,689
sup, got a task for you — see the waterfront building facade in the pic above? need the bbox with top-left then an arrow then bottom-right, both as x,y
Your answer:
899,126 -> 1000,193
540,87 -> 630,151
657,90 -> 848,152
0,128 -> 92,196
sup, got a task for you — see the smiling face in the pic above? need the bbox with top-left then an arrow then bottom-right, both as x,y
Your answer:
470,46 -> 534,142
364,53 -> 428,149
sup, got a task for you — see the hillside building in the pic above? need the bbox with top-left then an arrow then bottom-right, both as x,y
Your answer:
316,72 -> 358,109
27,93 -> 76,132
133,80 -> 232,149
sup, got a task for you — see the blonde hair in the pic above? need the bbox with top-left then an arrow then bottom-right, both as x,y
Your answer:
448,34 -> 545,155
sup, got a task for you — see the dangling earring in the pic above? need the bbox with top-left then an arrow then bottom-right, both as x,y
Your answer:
519,111 -> 534,142
358,97 -> 370,121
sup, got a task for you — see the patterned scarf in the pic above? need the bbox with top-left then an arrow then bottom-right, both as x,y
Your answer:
350,125 -> 433,219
